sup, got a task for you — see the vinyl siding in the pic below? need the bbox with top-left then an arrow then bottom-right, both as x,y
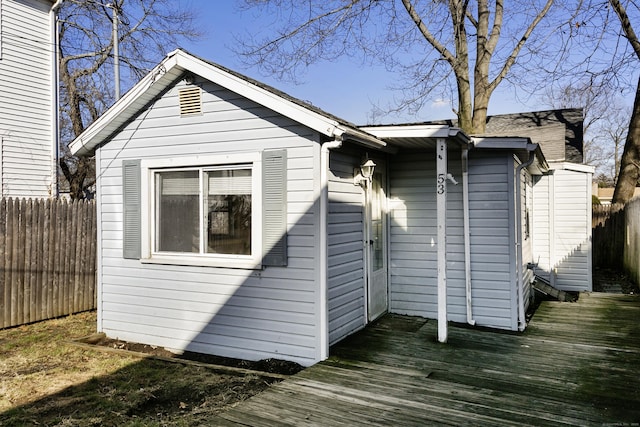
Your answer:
532,174 -> 552,281
520,167 -> 534,312
388,150 -> 467,324
0,0 -> 54,197
96,77 -> 322,366
327,146 -> 365,345
468,152 -> 516,330
531,168 -> 592,292
551,169 -> 592,291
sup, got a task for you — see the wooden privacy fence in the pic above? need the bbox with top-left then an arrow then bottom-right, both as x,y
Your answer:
623,198 -> 640,286
592,199 -> 640,286
0,198 -> 96,329
592,203 -> 625,269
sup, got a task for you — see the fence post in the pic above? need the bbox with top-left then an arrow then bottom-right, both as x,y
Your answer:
623,199 -> 640,286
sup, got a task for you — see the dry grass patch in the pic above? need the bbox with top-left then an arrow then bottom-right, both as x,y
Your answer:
0,311 -> 280,426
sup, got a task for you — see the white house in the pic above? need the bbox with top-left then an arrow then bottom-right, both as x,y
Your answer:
0,0 -> 60,197
70,49 -> 592,367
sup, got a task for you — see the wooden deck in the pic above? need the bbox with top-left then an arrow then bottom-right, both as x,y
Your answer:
214,293 -> 640,426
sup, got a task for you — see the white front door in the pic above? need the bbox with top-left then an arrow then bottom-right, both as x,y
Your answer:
366,170 -> 388,321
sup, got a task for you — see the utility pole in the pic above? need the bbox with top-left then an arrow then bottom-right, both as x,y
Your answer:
109,2 -> 120,99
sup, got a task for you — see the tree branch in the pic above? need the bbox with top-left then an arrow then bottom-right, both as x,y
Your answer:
244,1 -> 361,57
609,0 -> 640,60
401,0 -> 456,66
488,0 -> 554,93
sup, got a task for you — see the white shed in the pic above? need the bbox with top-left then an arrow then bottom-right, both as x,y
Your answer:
532,163 -> 594,291
70,49 -> 593,366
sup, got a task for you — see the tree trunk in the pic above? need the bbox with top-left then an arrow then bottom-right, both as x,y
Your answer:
612,75 -> 640,204
450,0 -> 473,133
457,78 -> 473,133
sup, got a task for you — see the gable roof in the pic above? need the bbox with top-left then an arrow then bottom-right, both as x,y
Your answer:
406,108 -> 584,163
483,109 -> 584,163
70,49 -> 386,156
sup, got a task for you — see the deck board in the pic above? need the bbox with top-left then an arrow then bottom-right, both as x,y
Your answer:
213,293 -> 640,425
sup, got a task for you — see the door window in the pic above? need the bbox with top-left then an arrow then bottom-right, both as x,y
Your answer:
371,172 -> 384,271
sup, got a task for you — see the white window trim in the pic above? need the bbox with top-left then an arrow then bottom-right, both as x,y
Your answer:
140,153 -> 263,269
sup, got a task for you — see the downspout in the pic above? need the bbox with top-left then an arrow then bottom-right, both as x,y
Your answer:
515,147 -> 536,331
319,138 -> 342,360
50,0 -> 63,197
461,148 -> 475,325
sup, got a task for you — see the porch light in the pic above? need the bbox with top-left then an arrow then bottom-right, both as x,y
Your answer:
354,158 -> 376,187
360,159 -> 376,180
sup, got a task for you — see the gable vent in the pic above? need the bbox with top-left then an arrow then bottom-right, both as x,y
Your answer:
179,87 -> 202,116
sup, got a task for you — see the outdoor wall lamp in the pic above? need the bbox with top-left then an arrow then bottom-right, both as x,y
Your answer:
354,158 -> 376,187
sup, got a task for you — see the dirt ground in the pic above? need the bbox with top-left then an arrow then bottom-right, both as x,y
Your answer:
592,267 -> 639,294
87,335 -> 304,376
0,311 -> 301,426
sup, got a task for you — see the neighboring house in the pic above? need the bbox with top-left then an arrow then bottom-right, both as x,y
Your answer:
70,49 -> 592,367
483,109 -> 584,163
593,186 -> 640,205
0,0 -> 60,198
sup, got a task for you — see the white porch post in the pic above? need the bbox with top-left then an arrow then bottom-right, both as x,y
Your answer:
436,137 -> 448,343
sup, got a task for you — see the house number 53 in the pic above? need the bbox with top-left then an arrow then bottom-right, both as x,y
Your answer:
437,174 -> 446,194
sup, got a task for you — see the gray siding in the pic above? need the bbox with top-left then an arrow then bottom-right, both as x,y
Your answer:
388,150 -> 467,324
467,152 -> 516,330
520,167 -> 534,312
0,0 -> 54,197
327,147 -> 365,345
96,78 -> 322,366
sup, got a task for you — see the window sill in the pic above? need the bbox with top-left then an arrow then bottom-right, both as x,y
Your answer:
141,254 -> 262,270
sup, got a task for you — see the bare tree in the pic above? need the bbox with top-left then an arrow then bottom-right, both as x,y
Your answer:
235,0 -> 567,134
586,105 -> 629,183
605,105 -> 630,183
544,81 -> 629,181
609,0 -> 640,204
58,0 -> 201,199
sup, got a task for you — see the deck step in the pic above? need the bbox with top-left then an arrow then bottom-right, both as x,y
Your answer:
533,276 -> 577,302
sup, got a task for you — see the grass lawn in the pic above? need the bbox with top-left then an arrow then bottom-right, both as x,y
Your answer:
0,311 -> 277,426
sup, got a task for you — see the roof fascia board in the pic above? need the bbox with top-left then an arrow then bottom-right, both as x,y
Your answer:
528,144 -> 549,174
361,124 -> 462,140
336,129 -> 394,151
534,145 -> 549,173
179,52 -> 338,135
70,53 -> 183,156
361,124 -> 452,138
473,137 -> 549,173
547,161 -> 594,173
360,125 -> 471,145
71,49 -> 386,156
471,136 -> 532,149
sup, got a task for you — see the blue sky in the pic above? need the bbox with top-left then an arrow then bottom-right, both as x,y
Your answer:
178,1 -> 625,126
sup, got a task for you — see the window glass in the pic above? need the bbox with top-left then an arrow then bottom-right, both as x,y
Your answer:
155,170 -> 200,253
371,172 -> 384,270
206,169 -> 252,255
153,166 -> 252,257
